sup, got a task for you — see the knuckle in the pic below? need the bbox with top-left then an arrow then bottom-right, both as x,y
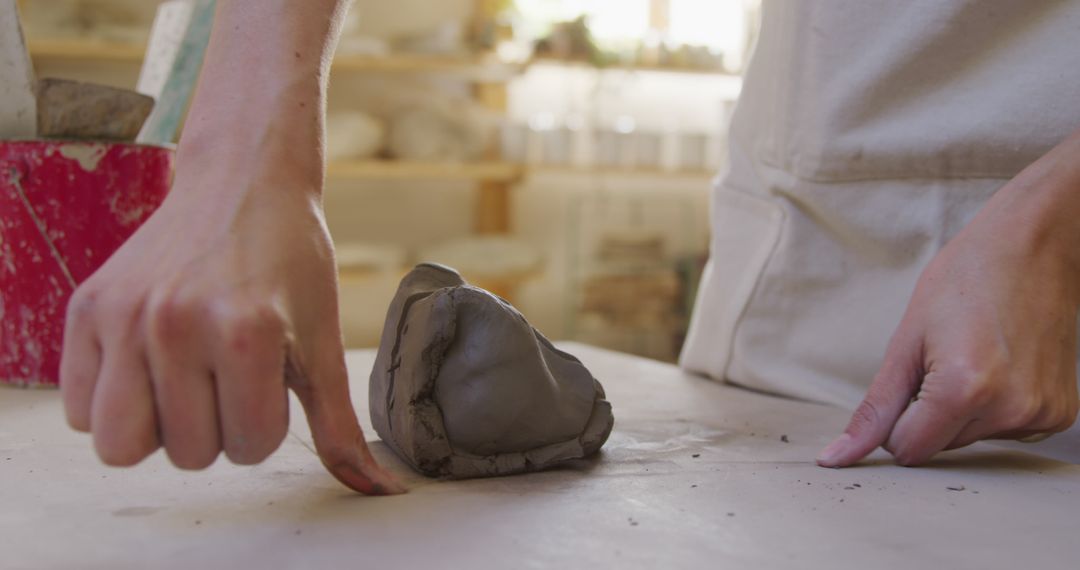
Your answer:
64,406 -> 91,432
92,406 -> 158,467
999,397 -> 1042,432
224,440 -> 274,466
60,374 -> 94,431
847,400 -> 881,433
1038,399 -> 1077,433
84,291 -> 140,329
319,444 -> 356,472
166,446 -> 219,471
218,303 -> 285,353
94,437 -> 150,467
884,436 -> 912,466
146,291 -> 198,342
66,286 -> 101,324
224,421 -> 287,466
893,451 -> 920,467
889,441 -> 927,467
1058,400 -> 1080,431
940,361 -> 998,411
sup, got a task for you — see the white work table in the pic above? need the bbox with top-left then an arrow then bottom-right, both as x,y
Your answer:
2,344 -> 1078,569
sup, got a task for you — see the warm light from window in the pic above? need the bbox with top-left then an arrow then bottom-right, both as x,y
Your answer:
669,0 -> 746,50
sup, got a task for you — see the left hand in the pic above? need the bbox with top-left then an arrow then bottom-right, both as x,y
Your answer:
817,137 -> 1080,467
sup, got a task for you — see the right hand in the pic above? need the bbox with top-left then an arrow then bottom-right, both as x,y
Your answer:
59,142 -> 404,495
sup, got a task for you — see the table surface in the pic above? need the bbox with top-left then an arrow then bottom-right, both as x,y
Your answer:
2,344 -> 1078,569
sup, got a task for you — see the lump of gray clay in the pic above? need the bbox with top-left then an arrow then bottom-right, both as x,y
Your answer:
369,263 -> 614,479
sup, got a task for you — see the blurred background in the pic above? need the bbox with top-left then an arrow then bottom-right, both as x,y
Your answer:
18,0 -> 761,362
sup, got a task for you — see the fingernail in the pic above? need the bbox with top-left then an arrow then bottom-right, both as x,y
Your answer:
369,464 -> 408,495
816,433 -> 852,467
379,473 -> 408,495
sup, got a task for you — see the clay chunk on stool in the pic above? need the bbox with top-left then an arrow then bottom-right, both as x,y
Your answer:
36,78 -> 155,141
370,263 -> 614,479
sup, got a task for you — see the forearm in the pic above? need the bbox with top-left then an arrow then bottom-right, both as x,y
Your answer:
176,0 -> 353,196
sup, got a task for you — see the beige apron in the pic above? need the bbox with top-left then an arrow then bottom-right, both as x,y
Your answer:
681,0 -> 1080,409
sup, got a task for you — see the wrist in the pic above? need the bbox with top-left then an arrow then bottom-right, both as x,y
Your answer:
176,77 -> 326,198
173,0 -> 351,198
982,130 -> 1080,273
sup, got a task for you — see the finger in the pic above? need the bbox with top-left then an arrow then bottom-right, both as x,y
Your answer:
90,339 -> 160,466
949,419 -> 1068,448
941,418 -> 1046,450
946,396 -> 1080,449
144,297 -> 221,469
288,351 -> 405,495
885,380 -> 973,466
943,419 -> 989,450
817,330 -> 923,468
60,291 -> 102,432
212,305 -> 290,465
944,426 -> 1050,450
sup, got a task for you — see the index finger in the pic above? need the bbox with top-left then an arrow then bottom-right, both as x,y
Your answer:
286,355 -> 406,495
816,335 -> 923,467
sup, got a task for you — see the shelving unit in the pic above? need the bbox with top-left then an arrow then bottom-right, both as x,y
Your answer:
333,52 -> 526,81
25,19 -> 531,298
327,159 -> 523,183
530,57 -> 738,77
26,38 -> 144,63
529,165 -> 714,180
28,38 -> 527,80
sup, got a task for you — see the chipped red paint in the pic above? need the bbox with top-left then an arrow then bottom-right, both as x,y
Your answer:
0,140 -> 173,387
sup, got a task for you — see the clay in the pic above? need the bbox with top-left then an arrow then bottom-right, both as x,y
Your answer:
35,78 -> 154,141
369,263 -> 614,479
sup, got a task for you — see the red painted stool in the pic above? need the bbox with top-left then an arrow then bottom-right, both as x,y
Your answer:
0,140 -> 172,387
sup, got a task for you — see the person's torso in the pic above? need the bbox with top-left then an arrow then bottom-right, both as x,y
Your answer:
681,0 -> 1080,407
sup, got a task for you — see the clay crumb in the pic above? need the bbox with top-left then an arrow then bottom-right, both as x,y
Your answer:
691,484 -> 698,488
780,434 -> 789,443
627,517 -> 639,527
195,520 -> 202,526
692,453 -> 701,458
946,485 -> 966,492
852,483 -> 861,488
726,512 -> 735,517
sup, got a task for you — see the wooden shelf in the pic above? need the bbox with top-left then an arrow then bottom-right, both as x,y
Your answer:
27,38 -> 525,81
333,52 -> 526,81
325,161 -> 713,182
28,38 -> 144,63
327,160 -> 524,182
530,57 -> 739,78
528,165 -> 715,179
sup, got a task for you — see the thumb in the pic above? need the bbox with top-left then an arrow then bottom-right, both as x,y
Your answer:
816,328 -> 923,468
287,353 -> 406,495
